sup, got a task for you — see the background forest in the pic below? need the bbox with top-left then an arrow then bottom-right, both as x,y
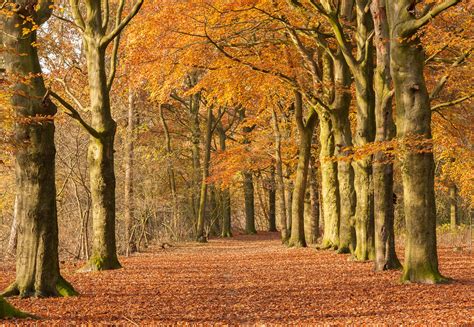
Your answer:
0,0 -> 473,322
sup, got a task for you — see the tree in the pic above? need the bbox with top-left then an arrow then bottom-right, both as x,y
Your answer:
386,0 -> 461,283
52,0 -> 144,271
1,0 -> 76,298
370,0 -> 401,271
288,92 -> 318,247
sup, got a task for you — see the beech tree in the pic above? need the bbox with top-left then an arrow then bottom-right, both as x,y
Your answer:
51,0 -> 144,271
1,0 -> 76,298
0,296 -> 29,319
386,0 -> 461,283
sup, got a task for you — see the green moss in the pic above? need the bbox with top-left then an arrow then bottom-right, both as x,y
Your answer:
56,277 -> 79,297
401,264 -> 450,284
79,255 -> 122,272
287,239 -> 306,248
0,297 -> 32,319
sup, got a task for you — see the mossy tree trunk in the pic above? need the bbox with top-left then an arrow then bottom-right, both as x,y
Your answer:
288,92 -> 318,248
371,0 -> 401,271
331,53 -> 355,254
59,0 -> 143,271
387,0 -> 460,283
319,112 -> 340,249
1,0 -> 76,298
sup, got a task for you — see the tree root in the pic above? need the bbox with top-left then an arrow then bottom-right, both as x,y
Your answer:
78,255 -> 122,272
0,296 -> 35,319
1,276 -> 78,299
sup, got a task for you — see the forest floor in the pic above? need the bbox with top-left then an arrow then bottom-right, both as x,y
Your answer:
0,232 -> 473,325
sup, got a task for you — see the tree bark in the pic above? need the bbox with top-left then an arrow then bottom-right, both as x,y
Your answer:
450,184 -> 458,230
216,122 -> 232,237
1,0 -> 76,297
196,106 -> 213,242
386,0 -> 459,283
271,109 -> 289,241
331,53 -> 356,254
304,158 -> 320,245
124,89 -> 136,256
371,0 -> 401,271
268,167 -> 277,232
319,112 -> 340,249
243,172 -> 257,234
288,92 -> 318,247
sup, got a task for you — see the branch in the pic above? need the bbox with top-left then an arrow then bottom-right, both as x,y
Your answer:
400,0 -> 462,37
48,90 -> 99,138
431,94 -> 473,111
101,0 -> 144,47
106,0 -> 125,92
102,0 -> 110,31
69,0 -> 86,30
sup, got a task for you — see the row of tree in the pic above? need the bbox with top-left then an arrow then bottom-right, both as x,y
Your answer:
0,0 -> 472,317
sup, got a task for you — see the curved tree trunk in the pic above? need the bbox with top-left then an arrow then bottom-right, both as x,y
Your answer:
1,1 -> 76,298
371,0 -> 401,271
386,0 -> 458,283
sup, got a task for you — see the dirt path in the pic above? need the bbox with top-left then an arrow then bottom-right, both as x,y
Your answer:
1,232 -> 473,325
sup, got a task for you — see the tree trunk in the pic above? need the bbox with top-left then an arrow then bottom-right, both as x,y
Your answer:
196,106 -> 213,242
268,167 -> 277,232
190,93 -> 202,220
304,159 -> 320,245
352,2 -> 376,261
288,93 -> 318,247
371,0 -> 401,271
243,172 -> 257,234
82,41 -> 121,271
159,104 -> 178,233
124,89 -> 136,256
271,109 -> 289,242
450,184 -> 458,230
331,54 -> 356,254
217,123 -> 232,237
319,112 -> 340,249
387,0 -> 458,283
1,1 -> 76,297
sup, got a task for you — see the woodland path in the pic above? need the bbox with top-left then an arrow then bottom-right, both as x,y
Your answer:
0,232 -> 473,325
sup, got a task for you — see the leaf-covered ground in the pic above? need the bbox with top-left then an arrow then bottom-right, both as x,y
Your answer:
0,232 -> 472,325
